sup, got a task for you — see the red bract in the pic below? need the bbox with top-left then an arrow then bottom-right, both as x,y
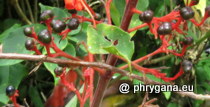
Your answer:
64,0 -> 83,11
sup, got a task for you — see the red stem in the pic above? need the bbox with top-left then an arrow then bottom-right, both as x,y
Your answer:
132,8 -> 143,14
120,47 -> 164,70
162,66 -> 184,81
190,15 -> 208,26
32,46 -> 42,55
10,91 -> 19,107
60,74 -> 83,105
128,23 -> 148,32
105,0 -> 113,24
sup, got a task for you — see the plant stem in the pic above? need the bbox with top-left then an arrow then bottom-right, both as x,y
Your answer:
91,0 -> 138,107
34,0 -> 38,23
13,0 -> 31,24
25,0 -> 35,23
143,55 -> 173,65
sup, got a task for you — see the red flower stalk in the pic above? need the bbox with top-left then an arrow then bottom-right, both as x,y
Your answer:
10,90 -> 19,107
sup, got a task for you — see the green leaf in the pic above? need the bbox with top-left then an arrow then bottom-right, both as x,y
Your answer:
0,24 -> 45,66
39,3 -> 70,20
1,19 -> 21,31
110,3 -> 121,26
64,44 -> 76,57
136,0 -> 149,11
0,24 -> 21,43
28,86 -> 44,107
87,24 -> 134,61
43,62 -> 59,85
0,64 -> 27,105
167,103 -> 179,107
163,91 -> 171,100
110,0 -> 126,26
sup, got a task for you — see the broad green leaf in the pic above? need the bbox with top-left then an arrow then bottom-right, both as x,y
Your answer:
39,3 -> 70,20
0,24 -> 21,43
43,62 -> 60,85
64,44 -> 76,57
136,0 -> 149,11
163,91 -> 171,100
0,24 -> 45,66
1,19 -> 21,31
0,64 -> 27,105
68,22 -> 89,43
110,3 -> 121,26
69,31 -> 87,43
87,23 -> 134,61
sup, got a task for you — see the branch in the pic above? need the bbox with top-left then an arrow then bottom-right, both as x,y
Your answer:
0,53 -> 159,84
1,53 -> 210,101
177,92 -> 210,100
12,0 -> 32,24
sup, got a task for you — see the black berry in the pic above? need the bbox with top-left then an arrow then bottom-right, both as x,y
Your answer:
50,20 -> 66,33
139,10 -> 154,23
180,7 -> 195,20
182,60 -> 193,72
24,27 -> 33,37
205,5 -> 210,15
68,18 -> 80,30
54,67 -> 63,76
6,85 -> 16,97
68,9 -> 77,14
183,37 -> 194,45
40,10 -> 54,21
157,22 -> 172,35
38,29 -> 52,44
25,39 -> 35,50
